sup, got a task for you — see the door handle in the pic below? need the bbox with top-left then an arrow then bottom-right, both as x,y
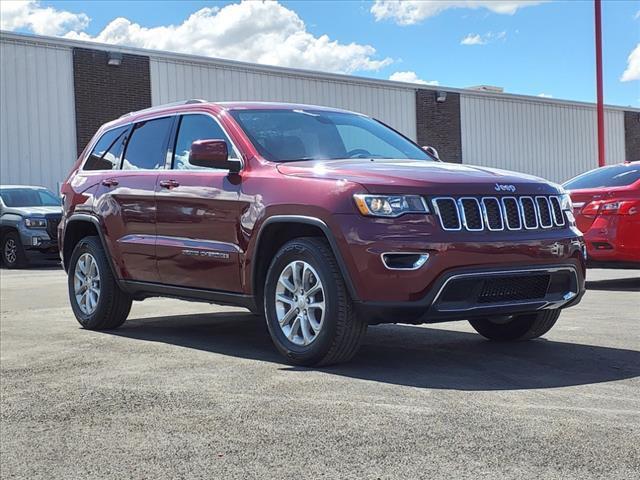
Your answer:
159,179 -> 180,189
101,178 -> 119,187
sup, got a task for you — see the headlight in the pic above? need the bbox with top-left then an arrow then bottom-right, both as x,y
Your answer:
560,193 -> 573,211
353,194 -> 429,218
24,218 -> 47,229
559,194 -> 576,226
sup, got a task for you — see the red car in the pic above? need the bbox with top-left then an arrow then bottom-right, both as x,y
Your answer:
564,162 -> 640,267
59,101 -> 586,366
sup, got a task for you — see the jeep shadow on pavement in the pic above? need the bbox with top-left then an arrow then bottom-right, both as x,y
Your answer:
60,100 -> 588,366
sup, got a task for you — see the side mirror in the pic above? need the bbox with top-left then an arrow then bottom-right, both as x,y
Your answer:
189,139 -> 241,173
422,145 -> 440,160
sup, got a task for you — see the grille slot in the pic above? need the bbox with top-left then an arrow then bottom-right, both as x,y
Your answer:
536,196 -> 553,228
520,197 -> 538,229
502,197 -> 522,230
481,197 -> 504,230
433,198 -> 461,230
459,198 -> 483,231
549,196 -> 565,226
432,195 -> 565,232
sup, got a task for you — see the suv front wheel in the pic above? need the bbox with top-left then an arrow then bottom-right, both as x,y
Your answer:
68,236 -> 132,330
2,231 -> 28,268
264,237 -> 367,366
469,310 -> 561,341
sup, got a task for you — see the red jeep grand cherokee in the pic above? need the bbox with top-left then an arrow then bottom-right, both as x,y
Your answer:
60,100 -> 586,366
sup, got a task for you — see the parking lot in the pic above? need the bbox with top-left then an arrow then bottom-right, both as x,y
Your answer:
0,266 -> 638,479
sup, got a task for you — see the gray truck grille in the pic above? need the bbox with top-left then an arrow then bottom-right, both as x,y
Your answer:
432,195 -> 566,232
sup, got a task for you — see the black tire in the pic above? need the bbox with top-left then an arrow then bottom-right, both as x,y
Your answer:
469,310 -> 561,341
264,237 -> 367,366
68,236 -> 132,330
2,231 -> 28,268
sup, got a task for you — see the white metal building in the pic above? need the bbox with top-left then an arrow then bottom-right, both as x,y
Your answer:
1,31 -> 637,193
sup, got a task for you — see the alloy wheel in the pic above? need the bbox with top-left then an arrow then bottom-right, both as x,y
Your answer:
4,238 -> 17,265
74,253 -> 101,315
275,260 -> 326,346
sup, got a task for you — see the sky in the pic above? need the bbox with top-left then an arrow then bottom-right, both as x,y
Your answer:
1,0 -> 638,107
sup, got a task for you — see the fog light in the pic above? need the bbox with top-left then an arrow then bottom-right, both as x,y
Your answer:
32,237 -> 42,246
381,252 -> 429,270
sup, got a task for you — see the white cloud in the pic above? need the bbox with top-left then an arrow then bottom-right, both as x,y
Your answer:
461,34 -> 484,45
371,0 -> 547,25
460,31 -> 507,45
634,10 -> 640,20
621,43 -> 640,82
537,93 -> 553,98
0,0 -> 89,35
1,1 -> 392,75
389,71 -> 438,85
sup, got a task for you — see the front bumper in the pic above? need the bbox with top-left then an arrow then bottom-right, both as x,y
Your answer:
330,214 -> 586,323
354,263 -> 584,324
18,227 -> 58,252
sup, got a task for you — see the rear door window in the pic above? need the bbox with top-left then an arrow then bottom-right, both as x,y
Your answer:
564,164 -> 640,189
84,126 -> 128,171
172,114 -> 237,170
122,117 -> 174,170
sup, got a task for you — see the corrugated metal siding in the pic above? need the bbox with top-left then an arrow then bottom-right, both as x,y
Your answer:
150,58 -> 417,139
0,38 -> 77,192
460,94 -> 626,183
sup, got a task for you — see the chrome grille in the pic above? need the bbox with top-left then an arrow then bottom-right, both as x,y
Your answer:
535,196 -> 553,228
549,196 -> 565,226
432,195 -> 566,232
520,197 -> 538,229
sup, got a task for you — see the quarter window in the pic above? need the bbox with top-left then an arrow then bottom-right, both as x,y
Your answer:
122,117 -> 173,170
173,114 -> 237,170
84,126 -> 128,171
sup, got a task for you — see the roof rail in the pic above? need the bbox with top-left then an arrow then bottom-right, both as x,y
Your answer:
119,99 -> 208,118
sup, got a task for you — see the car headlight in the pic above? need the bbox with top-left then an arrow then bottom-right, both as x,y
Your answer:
559,194 -> 576,226
560,194 -> 573,211
24,218 -> 47,229
353,194 -> 429,218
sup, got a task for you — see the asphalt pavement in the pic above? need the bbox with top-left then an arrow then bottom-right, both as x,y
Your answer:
1,265 -> 639,479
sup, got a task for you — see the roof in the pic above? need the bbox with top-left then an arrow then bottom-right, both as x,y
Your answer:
2,30 -> 637,113
107,100 -> 362,128
0,185 -> 50,190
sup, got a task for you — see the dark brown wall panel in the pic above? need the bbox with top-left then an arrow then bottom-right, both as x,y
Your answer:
624,110 -> 640,162
73,48 -> 151,155
415,89 -> 462,164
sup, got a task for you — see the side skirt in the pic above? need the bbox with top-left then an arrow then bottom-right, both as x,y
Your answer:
121,280 -> 258,312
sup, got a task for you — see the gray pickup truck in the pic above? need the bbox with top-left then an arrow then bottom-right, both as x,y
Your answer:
0,185 -> 62,268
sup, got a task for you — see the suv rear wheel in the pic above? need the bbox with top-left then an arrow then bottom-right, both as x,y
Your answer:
469,310 -> 561,341
2,231 -> 28,268
264,237 -> 367,366
68,236 -> 132,330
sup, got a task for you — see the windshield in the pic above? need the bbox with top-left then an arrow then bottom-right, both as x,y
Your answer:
564,164 -> 640,190
0,188 -> 60,207
230,109 -> 433,162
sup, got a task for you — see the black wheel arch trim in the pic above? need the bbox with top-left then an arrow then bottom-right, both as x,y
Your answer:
251,215 -> 359,301
63,214 -> 122,284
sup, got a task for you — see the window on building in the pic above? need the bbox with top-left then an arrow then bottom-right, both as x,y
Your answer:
173,114 -> 237,170
122,117 -> 173,170
84,126 -> 128,171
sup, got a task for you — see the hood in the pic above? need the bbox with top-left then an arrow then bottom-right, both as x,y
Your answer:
277,159 -> 559,196
5,206 -> 62,217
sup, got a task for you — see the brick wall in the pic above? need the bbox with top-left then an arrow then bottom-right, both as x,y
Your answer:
73,48 -> 151,155
624,110 -> 640,162
415,89 -> 462,164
